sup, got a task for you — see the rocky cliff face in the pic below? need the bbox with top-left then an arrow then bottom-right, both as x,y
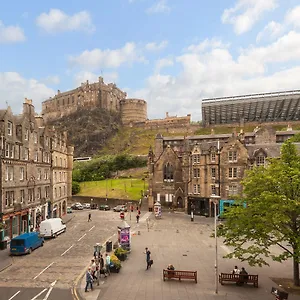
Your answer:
47,107 -> 122,157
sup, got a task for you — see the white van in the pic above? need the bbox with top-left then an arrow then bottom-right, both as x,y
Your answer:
39,218 -> 66,238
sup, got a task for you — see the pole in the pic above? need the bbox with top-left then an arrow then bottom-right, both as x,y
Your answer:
106,178 -> 108,201
214,200 -> 218,294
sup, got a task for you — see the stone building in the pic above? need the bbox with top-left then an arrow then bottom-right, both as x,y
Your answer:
0,99 -> 73,242
41,77 -> 147,125
148,126 -> 300,216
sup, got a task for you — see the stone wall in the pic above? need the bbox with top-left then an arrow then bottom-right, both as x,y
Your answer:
120,98 -> 147,124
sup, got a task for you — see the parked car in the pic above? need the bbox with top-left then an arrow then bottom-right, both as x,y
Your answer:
99,204 -> 110,211
91,203 -> 98,209
71,203 -> 83,210
83,203 -> 91,209
67,207 -> 73,214
113,205 -> 127,212
10,232 -> 44,255
39,218 -> 66,238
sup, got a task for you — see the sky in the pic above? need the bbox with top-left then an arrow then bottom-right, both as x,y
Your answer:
0,0 -> 300,121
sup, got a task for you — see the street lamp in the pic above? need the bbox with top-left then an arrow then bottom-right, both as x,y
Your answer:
211,194 -> 221,294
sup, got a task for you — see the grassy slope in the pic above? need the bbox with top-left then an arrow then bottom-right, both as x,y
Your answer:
78,178 -> 147,201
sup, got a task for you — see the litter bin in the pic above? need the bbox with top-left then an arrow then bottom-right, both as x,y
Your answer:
106,241 -> 112,252
0,240 -> 7,250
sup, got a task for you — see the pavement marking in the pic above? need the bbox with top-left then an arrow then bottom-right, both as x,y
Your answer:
8,291 -> 20,300
42,280 -> 57,300
89,225 -> 95,231
77,233 -> 86,241
30,288 -> 47,300
61,244 -> 74,256
33,262 -> 54,280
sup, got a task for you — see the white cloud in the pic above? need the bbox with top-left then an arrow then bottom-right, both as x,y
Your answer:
222,0 -> 278,35
0,72 -> 55,114
131,32 -> 300,121
187,38 -> 230,52
145,40 -> 168,51
42,75 -> 60,85
74,71 -> 118,86
36,9 -> 95,34
69,42 -> 145,70
155,58 -> 173,72
285,5 -> 300,28
256,21 -> 283,42
147,0 -> 170,14
0,21 -> 26,44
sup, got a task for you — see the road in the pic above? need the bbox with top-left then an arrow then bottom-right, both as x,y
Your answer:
0,209 -> 126,300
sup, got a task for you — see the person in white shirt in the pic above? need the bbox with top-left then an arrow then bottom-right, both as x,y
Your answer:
232,265 -> 240,274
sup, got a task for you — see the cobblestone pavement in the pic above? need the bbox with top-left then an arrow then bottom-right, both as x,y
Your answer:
0,209 -> 130,299
76,212 -> 299,300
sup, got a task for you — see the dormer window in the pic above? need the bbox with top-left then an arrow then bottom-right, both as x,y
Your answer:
256,155 -> 265,166
211,152 -> 216,162
7,121 -> 12,136
24,129 -> 29,141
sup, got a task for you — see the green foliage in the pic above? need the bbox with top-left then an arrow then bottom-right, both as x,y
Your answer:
110,254 -> 122,269
114,247 -> 128,261
290,133 -> 300,142
72,154 -> 147,182
217,139 -> 300,286
72,181 -> 81,195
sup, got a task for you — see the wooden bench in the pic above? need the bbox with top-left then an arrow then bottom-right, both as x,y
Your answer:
219,273 -> 258,287
163,269 -> 197,283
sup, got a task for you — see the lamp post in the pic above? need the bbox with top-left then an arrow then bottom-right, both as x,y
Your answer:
211,194 -> 221,294
105,178 -> 108,202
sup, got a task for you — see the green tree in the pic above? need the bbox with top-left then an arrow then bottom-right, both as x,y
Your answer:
218,140 -> 300,286
72,181 -> 81,195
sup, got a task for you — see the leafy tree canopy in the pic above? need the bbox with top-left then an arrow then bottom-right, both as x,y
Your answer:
218,140 -> 300,286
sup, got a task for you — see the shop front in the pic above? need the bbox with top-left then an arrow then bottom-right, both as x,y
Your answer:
187,197 -> 210,216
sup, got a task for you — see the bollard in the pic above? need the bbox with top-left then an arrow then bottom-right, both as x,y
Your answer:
138,231 -> 141,235
191,211 -> 194,222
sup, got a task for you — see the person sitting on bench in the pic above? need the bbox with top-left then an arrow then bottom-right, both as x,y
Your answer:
237,267 -> 249,285
167,264 -> 175,271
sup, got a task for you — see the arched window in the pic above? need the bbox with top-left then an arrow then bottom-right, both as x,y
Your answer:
164,163 -> 174,181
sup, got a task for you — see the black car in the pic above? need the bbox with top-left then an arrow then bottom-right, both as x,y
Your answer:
99,204 -> 110,211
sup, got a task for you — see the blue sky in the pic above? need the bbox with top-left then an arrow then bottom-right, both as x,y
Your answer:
0,0 -> 300,121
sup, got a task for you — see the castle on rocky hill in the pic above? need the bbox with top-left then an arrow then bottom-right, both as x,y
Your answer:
42,76 -> 192,131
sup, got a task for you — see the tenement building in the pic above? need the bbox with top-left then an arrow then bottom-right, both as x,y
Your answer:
147,126 -> 300,216
0,99 -> 73,243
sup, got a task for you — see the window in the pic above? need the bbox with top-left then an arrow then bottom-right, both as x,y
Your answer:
64,186 -> 66,195
37,169 -> 41,180
59,187 -> 62,197
193,184 -> 200,194
5,143 -> 14,158
64,159 -> 67,167
211,167 -> 216,179
193,168 -> 200,178
37,187 -> 41,199
54,172 -> 57,182
59,172 -> 62,182
229,167 -> 238,179
20,167 -> 25,181
24,129 -> 29,141
24,148 -> 29,160
20,190 -> 25,203
9,144 -> 14,158
5,166 -> 14,181
211,152 -> 216,162
7,121 -> 13,136
228,185 -> 238,196
34,151 -> 38,162
55,156 -> 58,166
60,157 -> 62,166
256,155 -> 265,166
211,185 -> 217,195
28,188 -> 34,202
193,154 -> 200,164
55,187 -> 57,198
5,191 -> 14,206
45,186 -> 50,198
45,136 -> 49,146
34,132 -> 38,144
228,151 -> 237,162
163,163 -> 174,181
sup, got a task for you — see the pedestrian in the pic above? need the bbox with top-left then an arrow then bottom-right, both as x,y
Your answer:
90,259 -> 97,281
85,267 -> 93,292
136,214 -> 140,223
105,253 -> 111,275
88,213 -> 92,222
232,265 -> 240,274
100,254 -> 107,278
138,209 -> 141,215
144,247 -> 151,270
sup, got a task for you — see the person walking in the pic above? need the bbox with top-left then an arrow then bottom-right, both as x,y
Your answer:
145,247 -> 151,270
136,214 -> 140,223
90,259 -> 97,281
105,253 -> 111,275
85,267 -> 93,292
88,213 -> 92,222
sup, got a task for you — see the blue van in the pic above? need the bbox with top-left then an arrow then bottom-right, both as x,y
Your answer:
10,232 -> 44,255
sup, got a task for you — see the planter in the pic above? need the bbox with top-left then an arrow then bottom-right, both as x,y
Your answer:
116,253 -> 127,261
110,266 -> 121,273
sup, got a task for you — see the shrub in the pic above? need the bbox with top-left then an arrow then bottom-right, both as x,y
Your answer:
114,247 -> 128,261
110,254 -> 121,270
